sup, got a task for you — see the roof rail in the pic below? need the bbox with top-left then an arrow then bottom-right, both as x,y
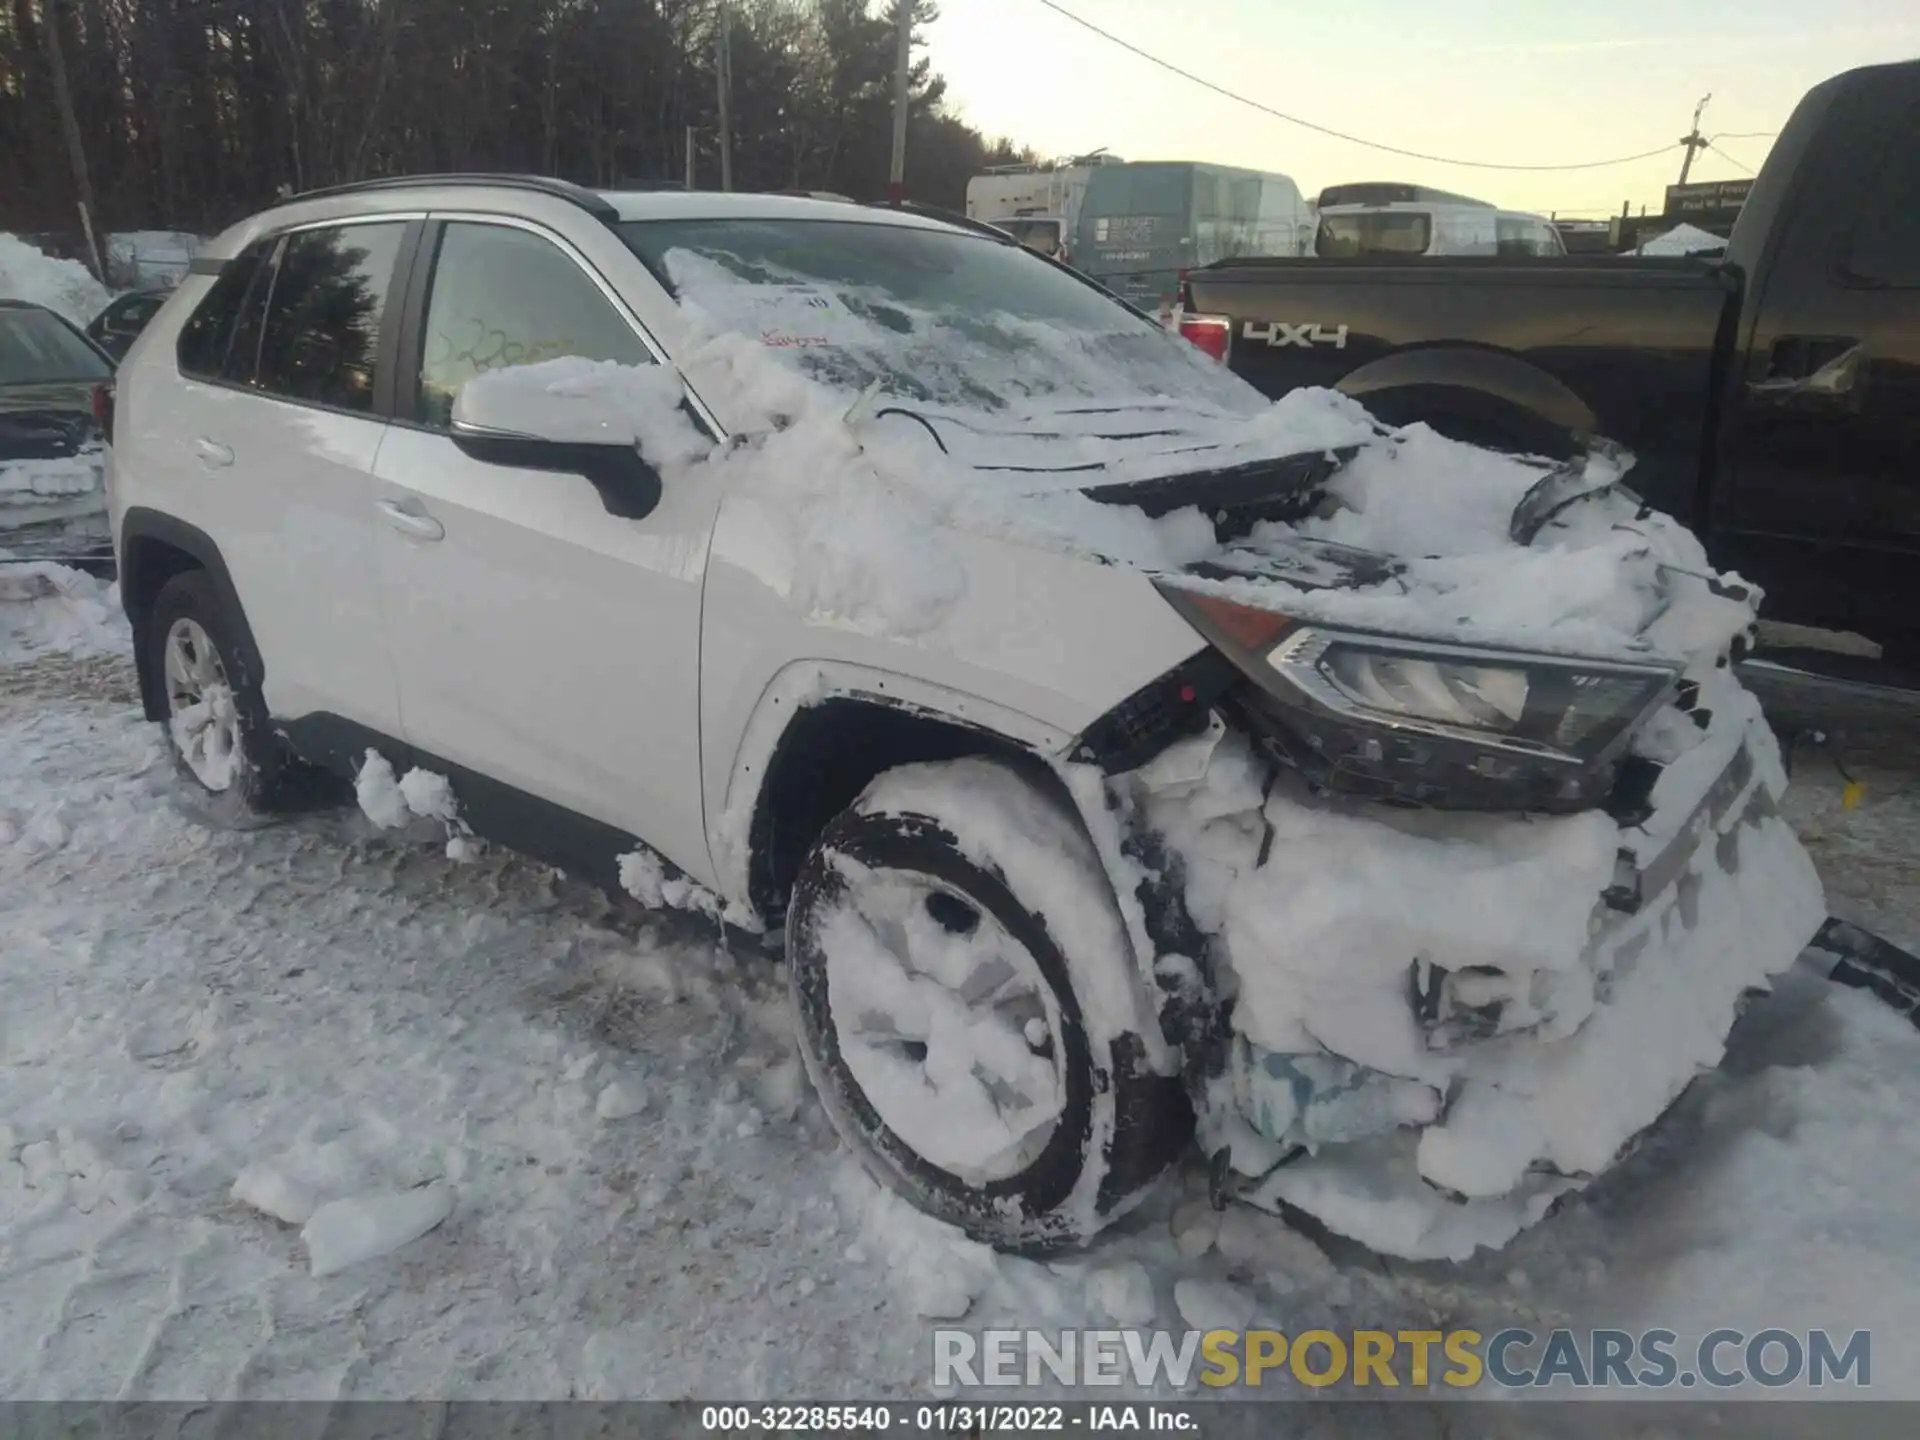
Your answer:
282,173 -> 619,221
865,199 -> 1016,242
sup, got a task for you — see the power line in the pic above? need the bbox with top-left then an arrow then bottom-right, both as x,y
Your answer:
1028,0 -> 1686,172
1710,131 -> 1777,141
1706,142 -> 1755,176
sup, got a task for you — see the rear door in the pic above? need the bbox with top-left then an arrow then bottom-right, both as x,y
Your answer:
368,217 -> 718,879
144,220 -> 412,731
1717,90 -> 1920,661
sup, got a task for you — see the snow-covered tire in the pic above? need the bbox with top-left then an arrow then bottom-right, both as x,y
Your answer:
787,758 -> 1190,1254
146,571 -> 290,824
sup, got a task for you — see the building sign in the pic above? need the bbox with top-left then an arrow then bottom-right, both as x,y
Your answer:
1663,179 -> 1754,226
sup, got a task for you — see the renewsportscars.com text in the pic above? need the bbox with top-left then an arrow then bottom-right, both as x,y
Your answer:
933,1327 -> 1871,1391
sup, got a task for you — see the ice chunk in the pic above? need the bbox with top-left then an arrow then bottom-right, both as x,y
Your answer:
398,768 -> 458,822
354,751 -> 410,830
1173,1278 -> 1256,1333
595,1080 -> 647,1121
1085,1262 -> 1156,1326
231,1162 -> 319,1225
1170,1197 -> 1221,1258
302,1183 -> 455,1277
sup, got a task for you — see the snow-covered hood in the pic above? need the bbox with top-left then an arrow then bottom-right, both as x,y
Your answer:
477,349 -> 1758,681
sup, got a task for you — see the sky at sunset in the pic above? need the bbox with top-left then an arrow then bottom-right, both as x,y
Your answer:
923,0 -> 1920,218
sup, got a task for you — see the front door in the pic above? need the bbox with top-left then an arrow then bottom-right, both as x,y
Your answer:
369,218 -> 720,882
1717,95 -> 1920,663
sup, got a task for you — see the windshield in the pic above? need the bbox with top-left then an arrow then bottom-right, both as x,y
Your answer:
618,217 -> 1263,419
998,219 -> 1063,256
1316,211 -> 1433,257
0,308 -> 112,385
1496,217 -> 1565,257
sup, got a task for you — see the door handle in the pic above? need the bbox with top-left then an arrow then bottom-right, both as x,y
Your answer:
193,437 -> 234,467
376,498 -> 445,542
1748,341 -> 1863,402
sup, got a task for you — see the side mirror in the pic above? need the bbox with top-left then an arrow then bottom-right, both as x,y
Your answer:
450,371 -> 662,520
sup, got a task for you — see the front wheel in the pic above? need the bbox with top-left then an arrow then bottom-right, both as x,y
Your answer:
786,758 -> 1190,1253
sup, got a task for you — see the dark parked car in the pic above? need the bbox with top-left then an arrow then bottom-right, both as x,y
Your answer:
0,299 -> 115,567
1177,58 -> 1920,687
86,287 -> 171,360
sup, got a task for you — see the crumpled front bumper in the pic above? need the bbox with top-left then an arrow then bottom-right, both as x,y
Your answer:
1226,709 -> 1825,1260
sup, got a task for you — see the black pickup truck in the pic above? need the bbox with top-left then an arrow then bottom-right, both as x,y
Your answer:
1179,58 -> 1920,683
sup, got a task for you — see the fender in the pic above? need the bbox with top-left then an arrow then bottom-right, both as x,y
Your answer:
715,657 -> 1073,908
1337,344 -> 1598,446
117,507 -> 264,723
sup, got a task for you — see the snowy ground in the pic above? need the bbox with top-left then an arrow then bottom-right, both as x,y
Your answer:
3,584 -> 1919,1414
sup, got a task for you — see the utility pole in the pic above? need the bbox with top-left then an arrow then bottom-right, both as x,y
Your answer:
42,0 -> 105,282
715,1 -> 734,193
1677,93 -> 1711,186
685,126 -> 696,191
887,0 -> 913,205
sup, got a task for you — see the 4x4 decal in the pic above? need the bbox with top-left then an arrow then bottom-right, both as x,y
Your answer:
1244,320 -> 1350,349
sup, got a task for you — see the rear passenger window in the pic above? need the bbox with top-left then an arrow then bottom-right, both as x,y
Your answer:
255,222 -> 406,412
177,239 -> 274,382
417,222 -> 652,428
1848,103 -> 1920,288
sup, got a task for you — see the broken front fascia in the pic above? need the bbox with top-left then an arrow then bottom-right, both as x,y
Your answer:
1085,665 -> 1823,1257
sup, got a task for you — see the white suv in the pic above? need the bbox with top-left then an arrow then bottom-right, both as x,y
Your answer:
109,175 -> 1825,1261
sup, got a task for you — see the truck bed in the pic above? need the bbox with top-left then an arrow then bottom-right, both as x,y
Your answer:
1184,256 -> 1737,524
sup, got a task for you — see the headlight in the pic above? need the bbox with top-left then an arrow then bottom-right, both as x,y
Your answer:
1156,585 -> 1678,811
1278,629 -> 1673,762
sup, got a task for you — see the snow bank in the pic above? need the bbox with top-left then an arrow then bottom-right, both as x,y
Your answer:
0,233 -> 109,325
0,562 -> 127,663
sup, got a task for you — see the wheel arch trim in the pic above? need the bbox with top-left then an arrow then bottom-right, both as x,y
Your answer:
1338,343 -> 1598,439
119,507 -> 263,722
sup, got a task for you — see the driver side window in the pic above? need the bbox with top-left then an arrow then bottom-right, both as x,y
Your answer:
417,222 -> 653,428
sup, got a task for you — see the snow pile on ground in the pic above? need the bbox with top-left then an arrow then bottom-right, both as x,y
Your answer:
1636,222 -> 1727,257
0,562 -> 127,663
0,233 -> 109,325
353,750 -> 480,860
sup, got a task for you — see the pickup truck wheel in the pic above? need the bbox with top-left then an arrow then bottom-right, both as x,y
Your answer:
147,571 -> 291,824
787,758 -> 1189,1254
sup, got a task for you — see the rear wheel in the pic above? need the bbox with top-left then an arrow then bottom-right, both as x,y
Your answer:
147,571 -> 291,824
787,758 -> 1190,1253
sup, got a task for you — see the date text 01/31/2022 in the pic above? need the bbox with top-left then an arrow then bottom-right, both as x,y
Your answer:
699,1404 -> 1197,1432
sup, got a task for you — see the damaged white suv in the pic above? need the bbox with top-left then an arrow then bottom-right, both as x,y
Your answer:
109,176 -> 1825,1261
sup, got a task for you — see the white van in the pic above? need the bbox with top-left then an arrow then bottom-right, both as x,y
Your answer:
1314,183 -> 1565,258
1076,161 -> 1315,313
964,154 -> 1124,265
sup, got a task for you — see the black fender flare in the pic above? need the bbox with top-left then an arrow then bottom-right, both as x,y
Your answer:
1337,345 -> 1598,454
118,507 -> 264,722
